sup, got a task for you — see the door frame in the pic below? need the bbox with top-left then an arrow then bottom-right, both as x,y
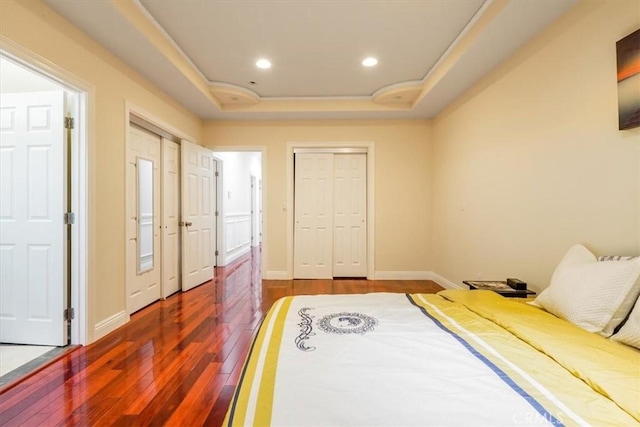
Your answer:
210,146 -> 266,271
212,155 -> 223,267
286,142 -> 375,280
250,175 -> 258,247
1,36 -> 92,345
124,103 -> 197,305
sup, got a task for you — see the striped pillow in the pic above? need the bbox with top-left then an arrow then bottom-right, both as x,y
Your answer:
599,255 -> 639,262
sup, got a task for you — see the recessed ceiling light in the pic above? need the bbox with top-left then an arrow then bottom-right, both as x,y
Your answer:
256,59 -> 271,69
362,57 -> 378,67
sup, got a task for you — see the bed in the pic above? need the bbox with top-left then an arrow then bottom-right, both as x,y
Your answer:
224,289 -> 640,426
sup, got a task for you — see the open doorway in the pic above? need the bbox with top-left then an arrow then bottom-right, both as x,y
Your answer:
0,53 -> 87,385
212,151 -> 263,267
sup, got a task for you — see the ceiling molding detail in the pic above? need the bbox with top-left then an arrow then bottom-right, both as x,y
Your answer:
42,0 -> 578,119
126,0 -> 501,114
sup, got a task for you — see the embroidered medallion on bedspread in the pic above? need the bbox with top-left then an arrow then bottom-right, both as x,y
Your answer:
295,307 -> 379,351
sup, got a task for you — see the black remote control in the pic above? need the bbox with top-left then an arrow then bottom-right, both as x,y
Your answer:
507,278 -> 527,290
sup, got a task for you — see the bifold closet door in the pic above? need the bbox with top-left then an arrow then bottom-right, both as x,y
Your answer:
294,153 -> 334,279
333,154 -> 367,277
126,126 -> 161,314
162,138 -> 180,297
180,140 -> 215,291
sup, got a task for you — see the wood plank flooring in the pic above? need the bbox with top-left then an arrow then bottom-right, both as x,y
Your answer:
0,248 -> 443,426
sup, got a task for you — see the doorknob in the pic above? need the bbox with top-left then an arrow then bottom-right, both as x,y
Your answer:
185,221 -> 193,227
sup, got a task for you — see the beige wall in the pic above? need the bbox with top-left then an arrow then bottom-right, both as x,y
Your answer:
4,0 -> 638,342
203,120 -> 433,276
431,0 -> 640,292
1,0 -> 202,341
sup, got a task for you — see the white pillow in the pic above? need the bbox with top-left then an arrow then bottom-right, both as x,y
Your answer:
612,298 -> 640,349
534,244 -> 640,335
598,255 -> 640,336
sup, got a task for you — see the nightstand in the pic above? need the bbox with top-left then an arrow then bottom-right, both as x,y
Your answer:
463,280 -> 536,298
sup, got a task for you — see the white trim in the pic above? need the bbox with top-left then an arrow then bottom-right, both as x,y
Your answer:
224,212 -> 251,265
226,212 -> 252,218
225,246 -> 252,266
1,36 -> 94,346
293,147 -> 368,154
287,141 -> 375,280
430,272 -> 465,290
93,311 -> 129,341
263,271 -> 289,280
131,0 -> 211,85
213,155 -> 224,267
125,102 -> 198,144
374,271 -> 434,280
418,1 -> 493,87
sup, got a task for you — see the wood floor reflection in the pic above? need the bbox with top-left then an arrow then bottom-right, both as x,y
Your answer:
0,247 -> 443,426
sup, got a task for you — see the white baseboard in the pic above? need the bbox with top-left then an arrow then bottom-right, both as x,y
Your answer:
223,246 -> 251,266
263,271 -> 290,280
93,310 -> 128,341
430,272 -> 465,290
374,271 -> 434,280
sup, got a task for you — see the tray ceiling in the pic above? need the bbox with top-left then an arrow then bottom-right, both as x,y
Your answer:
43,0 -> 577,120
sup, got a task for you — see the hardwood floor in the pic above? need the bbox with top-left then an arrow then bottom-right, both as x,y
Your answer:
0,248 -> 443,426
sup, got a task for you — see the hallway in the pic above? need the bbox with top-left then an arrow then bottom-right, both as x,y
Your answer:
0,248 -> 442,425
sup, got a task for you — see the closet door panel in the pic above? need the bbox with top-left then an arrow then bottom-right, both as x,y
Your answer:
294,153 -> 334,278
333,154 -> 367,277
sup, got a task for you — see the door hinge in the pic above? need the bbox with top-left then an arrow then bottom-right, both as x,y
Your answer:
64,307 -> 75,321
64,212 -> 75,225
215,250 -> 219,256
215,211 -> 219,217
64,117 -> 75,130
215,171 -> 219,177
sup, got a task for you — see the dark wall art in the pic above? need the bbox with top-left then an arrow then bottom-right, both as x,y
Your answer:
617,29 -> 640,130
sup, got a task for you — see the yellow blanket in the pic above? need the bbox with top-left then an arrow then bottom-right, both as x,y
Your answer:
436,290 -> 640,423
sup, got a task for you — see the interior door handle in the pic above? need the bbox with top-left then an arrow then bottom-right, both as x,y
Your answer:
185,221 -> 193,227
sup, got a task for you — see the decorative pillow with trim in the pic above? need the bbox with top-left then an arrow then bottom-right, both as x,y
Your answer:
533,244 -> 640,336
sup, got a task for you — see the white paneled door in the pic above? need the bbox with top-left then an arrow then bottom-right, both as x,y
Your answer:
333,154 -> 367,277
294,153 -> 334,278
126,126 -> 161,313
0,91 -> 67,345
162,138 -> 181,297
181,140 -> 215,291
294,152 -> 367,279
